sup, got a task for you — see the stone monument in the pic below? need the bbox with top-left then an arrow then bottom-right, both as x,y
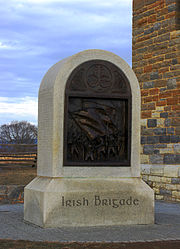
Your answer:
24,49 -> 154,227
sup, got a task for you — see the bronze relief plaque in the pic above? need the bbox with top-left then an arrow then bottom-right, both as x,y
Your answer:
64,60 -> 132,166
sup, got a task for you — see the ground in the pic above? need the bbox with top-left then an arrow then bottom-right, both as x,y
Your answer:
0,166 -> 36,185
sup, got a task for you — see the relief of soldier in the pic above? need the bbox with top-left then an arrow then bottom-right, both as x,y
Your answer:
67,99 -> 127,163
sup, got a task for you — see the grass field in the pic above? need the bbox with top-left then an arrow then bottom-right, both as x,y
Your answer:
0,165 -> 36,185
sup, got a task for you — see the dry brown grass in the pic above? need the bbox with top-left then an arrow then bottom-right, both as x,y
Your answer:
0,166 -> 36,185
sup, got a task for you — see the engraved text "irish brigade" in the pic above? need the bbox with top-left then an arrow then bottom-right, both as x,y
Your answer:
62,196 -> 139,208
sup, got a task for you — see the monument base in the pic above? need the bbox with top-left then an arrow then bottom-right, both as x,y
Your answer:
24,177 -> 154,227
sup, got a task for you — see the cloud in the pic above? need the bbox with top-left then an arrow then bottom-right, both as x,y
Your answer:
0,0 -> 132,124
11,0 -> 132,6
0,0 -> 132,61
0,96 -> 38,125
0,42 -> 12,49
0,72 -> 39,98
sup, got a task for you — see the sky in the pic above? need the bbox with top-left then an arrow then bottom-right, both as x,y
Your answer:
0,0 -> 132,126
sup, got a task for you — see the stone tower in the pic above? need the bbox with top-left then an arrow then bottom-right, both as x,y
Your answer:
133,0 -> 180,201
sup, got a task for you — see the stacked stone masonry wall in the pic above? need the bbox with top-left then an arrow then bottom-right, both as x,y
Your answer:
0,185 -> 24,204
141,164 -> 180,201
133,0 -> 180,165
133,0 -> 180,202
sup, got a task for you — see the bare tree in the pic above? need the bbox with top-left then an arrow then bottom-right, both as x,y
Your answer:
0,121 -> 37,144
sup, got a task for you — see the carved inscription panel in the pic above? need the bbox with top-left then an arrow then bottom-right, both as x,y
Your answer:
64,60 -> 131,166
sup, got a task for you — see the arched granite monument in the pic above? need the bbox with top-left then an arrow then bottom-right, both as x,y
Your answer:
24,50 -> 154,227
